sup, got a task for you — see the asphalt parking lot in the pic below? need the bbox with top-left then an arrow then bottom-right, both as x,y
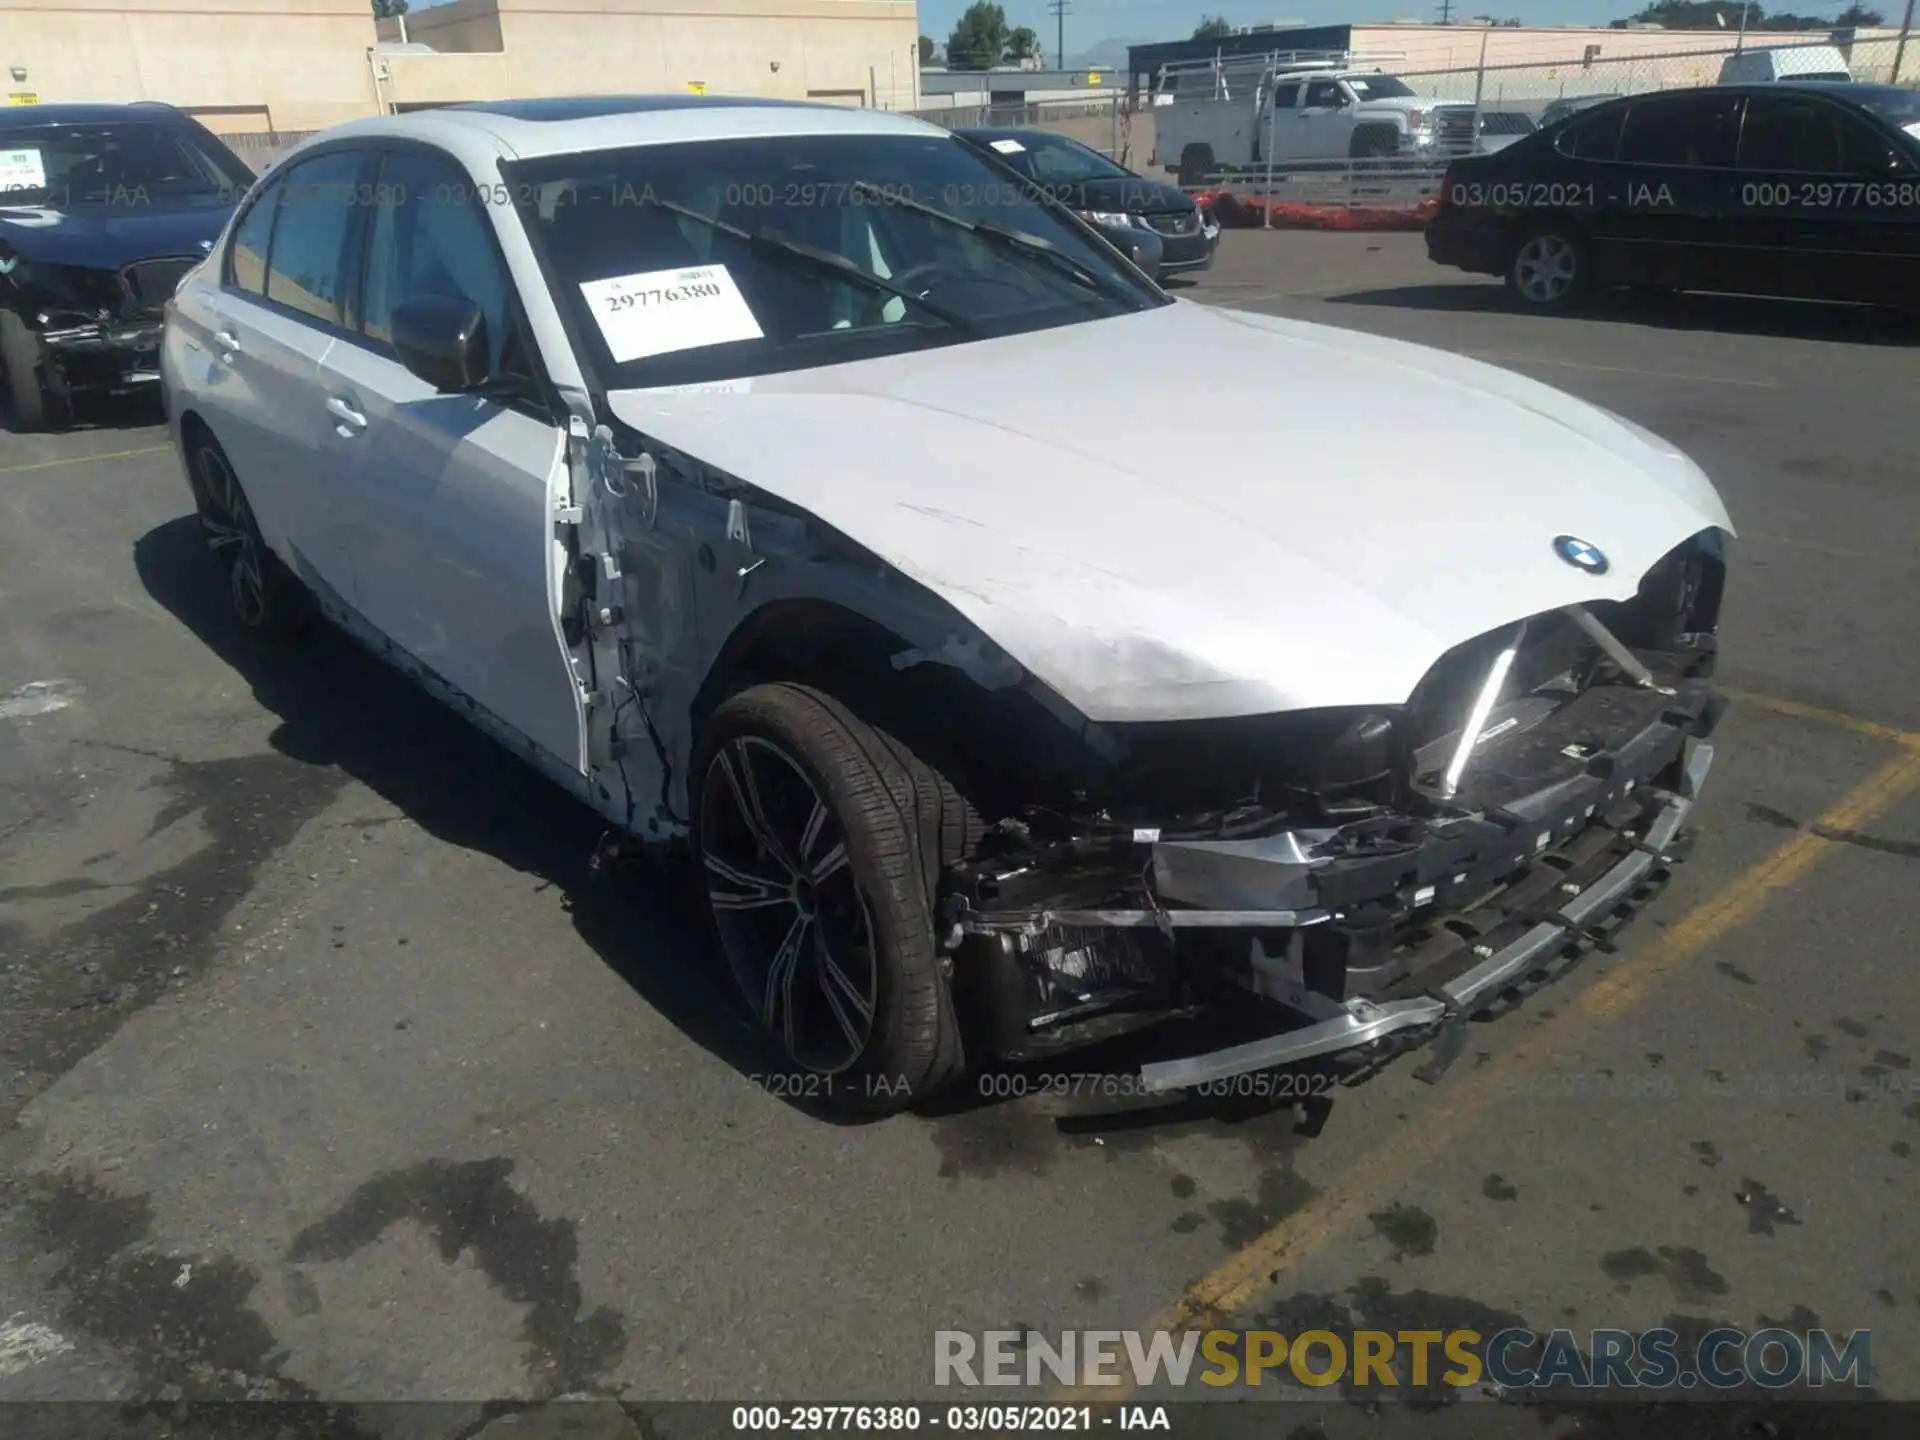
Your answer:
2,230 -> 1916,1435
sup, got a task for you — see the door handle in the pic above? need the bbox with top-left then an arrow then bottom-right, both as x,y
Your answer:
213,329 -> 241,356
326,394 -> 368,435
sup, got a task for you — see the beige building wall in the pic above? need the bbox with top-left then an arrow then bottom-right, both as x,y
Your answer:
2,0 -> 923,136
384,0 -> 920,110
1,0 -> 381,131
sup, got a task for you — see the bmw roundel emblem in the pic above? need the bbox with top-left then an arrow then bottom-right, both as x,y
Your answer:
1552,535 -> 1609,575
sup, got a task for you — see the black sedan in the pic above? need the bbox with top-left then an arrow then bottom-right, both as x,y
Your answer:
954,127 -> 1221,279
1,102 -> 252,429
1427,83 -> 1920,314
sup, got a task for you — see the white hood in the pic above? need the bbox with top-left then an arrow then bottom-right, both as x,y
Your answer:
607,300 -> 1732,723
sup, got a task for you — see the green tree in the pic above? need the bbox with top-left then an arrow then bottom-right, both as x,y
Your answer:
947,1 -> 1011,69
1006,26 -> 1042,61
919,34 -> 938,64
1193,15 -> 1234,38
371,0 -> 408,18
1834,4 -> 1884,23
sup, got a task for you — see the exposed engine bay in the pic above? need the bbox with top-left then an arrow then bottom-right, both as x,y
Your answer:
936,530 -> 1727,1086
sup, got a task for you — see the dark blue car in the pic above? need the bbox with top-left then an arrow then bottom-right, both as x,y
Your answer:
1,102 -> 253,429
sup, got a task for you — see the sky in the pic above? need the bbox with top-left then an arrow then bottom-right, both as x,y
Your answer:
403,0 -> 1882,66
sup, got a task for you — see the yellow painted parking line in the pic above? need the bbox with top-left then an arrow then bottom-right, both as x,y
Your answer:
1725,689 -> 1920,749
1054,739 -> 1920,1403
1469,351 -> 1779,389
0,443 -> 170,478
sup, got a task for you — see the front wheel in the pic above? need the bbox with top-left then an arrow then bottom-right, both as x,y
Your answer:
0,310 -> 70,432
693,682 -> 981,1117
1506,223 -> 1591,311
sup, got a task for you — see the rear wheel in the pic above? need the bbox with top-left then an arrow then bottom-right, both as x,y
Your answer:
1,310 -> 70,432
693,682 -> 983,1117
1506,222 -> 1591,311
186,428 -> 308,636
1177,145 -> 1216,188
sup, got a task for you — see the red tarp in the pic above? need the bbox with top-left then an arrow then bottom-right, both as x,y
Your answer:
1195,191 -> 1440,232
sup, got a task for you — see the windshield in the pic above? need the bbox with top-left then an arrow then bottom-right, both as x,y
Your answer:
0,122 -> 249,206
1343,75 -> 1416,100
1851,86 -> 1920,128
508,132 -> 1166,391
973,131 -> 1133,187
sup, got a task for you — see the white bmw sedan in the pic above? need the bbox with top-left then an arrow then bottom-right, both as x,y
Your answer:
164,97 -> 1733,1115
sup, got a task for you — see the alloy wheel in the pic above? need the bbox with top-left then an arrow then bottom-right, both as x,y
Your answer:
195,443 -> 268,628
1514,233 -> 1577,304
700,735 -> 878,1075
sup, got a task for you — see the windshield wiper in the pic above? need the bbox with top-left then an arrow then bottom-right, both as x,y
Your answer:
847,181 -> 1139,305
640,196 -> 977,333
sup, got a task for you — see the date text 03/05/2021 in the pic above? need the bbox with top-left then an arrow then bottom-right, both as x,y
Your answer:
747,1070 -> 1339,1102
730,1405 -> 1172,1432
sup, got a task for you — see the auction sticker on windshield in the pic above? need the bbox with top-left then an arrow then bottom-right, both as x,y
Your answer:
578,263 -> 764,363
989,139 -> 1026,154
0,148 -> 47,193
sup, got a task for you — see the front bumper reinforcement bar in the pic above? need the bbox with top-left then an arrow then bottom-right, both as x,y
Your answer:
1136,741 -> 1713,1094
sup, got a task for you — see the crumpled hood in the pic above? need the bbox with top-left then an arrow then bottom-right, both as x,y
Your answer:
607,299 -> 1733,723
0,198 -> 231,270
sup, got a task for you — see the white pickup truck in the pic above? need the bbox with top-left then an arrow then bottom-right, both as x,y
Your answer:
1151,53 -> 1481,186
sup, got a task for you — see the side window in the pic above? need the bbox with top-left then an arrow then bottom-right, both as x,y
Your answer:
1304,80 -> 1347,108
1558,105 -> 1626,162
1616,94 -> 1742,168
1739,95 -> 1901,173
361,150 -> 520,377
1270,82 -> 1301,111
263,150 -> 365,325
226,176 -> 281,296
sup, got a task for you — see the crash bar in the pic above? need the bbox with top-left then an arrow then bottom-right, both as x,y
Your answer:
1137,747 -> 1709,1093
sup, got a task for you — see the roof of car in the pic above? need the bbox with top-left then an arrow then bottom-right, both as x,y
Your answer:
274,94 -> 945,171
0,102 -> 190,130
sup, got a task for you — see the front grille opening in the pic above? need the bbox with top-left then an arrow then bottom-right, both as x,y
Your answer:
121,257 -> 198,315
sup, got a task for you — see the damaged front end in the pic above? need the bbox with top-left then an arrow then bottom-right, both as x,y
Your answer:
942,531 -> 1728,1088
2,255 -> 195,396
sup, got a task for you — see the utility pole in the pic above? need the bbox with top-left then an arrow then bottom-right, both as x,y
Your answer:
1895,0 -> 1916,85
1048,0 -> 1070,71
1437,0 -> 1454,23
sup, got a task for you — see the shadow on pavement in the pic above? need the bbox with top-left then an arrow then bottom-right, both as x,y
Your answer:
131,513 -> 774,1097
130,516 -> 1376,1144
2,388 -> 168,436
1325,280 -> 1920,346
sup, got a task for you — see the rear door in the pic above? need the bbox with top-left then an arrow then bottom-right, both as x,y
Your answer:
1254,81 -> 1302,164
1729,91 -> 1918,304
1602,91 -> 1744,289
316,144 -> 582,771
1298,78 -> 1355,161
197,148 -> 368,596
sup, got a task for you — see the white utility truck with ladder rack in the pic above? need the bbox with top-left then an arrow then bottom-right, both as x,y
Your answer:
1150,51 -> 1482,186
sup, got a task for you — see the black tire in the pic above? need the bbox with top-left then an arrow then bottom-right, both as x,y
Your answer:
1350,126 -> 1401,160
1,309 -> 70,432
1177,145 -> 1216,188
183,426 -> 309,636
692,682 -> 984,1117
1506,220 -> 1592,312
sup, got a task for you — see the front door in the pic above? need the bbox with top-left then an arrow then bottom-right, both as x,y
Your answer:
315,146 -> 583,773
1729,91 -> 1920,306
1598,91 -> 1743,291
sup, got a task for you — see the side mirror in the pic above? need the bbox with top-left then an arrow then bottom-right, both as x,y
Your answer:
392,294 -> 489,394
